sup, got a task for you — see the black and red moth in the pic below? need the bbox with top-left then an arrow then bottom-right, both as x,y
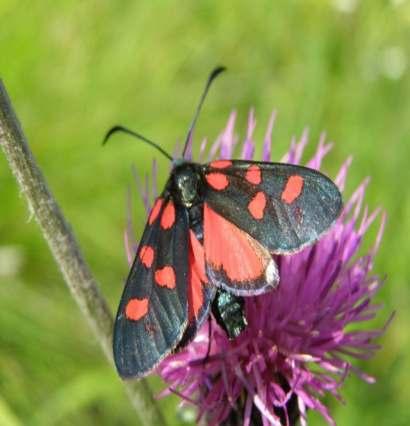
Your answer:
108,68 -> 343,379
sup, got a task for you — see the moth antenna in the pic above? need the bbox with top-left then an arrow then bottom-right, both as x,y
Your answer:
182,66 -> 226,158
102,125 -> 173,162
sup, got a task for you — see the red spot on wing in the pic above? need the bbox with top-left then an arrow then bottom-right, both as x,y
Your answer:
248,191 -> 267,220
245,164 -> 262,185
139,245 -> 154,268
210,160 -> 232,169
149,198 -> 163,224
155,266 -> 176,289
281,175 -> 304,204
160,200 -> 175,229
188,230 -> 207,320
125,298 -> 149,321
204,204 -> 270,282
206,173 -> 229,191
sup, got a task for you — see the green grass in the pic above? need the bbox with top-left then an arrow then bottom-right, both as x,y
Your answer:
1,1 -> 409,424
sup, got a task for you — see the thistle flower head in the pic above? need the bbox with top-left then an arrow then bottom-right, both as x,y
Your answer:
125,111 -> 390,426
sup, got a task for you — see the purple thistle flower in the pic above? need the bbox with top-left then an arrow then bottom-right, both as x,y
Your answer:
125,111 -> 391,426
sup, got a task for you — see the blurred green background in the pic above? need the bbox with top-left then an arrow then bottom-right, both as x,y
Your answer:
1,1 -> 409,425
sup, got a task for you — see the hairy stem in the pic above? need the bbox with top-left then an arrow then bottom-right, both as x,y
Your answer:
0,80 -> 166,426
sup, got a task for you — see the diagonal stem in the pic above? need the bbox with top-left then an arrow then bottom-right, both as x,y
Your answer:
0,80 -> 166,426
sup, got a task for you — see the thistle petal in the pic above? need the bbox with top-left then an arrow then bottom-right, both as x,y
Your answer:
127,111 -> 390,426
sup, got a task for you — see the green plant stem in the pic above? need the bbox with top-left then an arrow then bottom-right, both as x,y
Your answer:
0,80 -> 166,426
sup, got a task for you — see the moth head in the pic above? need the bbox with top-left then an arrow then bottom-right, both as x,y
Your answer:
172,163 -> 201,208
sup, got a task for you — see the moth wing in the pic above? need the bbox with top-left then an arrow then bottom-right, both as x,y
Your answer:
113,197 -> 189,378
203,202 -> 279,296
202,160 -> 342,254
178,230 -> 216,346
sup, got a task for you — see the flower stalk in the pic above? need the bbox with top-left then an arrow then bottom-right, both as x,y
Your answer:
0,80 -> 166,426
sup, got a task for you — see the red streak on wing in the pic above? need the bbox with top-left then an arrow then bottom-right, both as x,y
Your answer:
245,164 -> 262,185
149,198 -> 163,224
248,191 -> 267,220
160,200 -> 175,229
204,204 -> 268,282
205,173 -> 229,191
125,298 -> 149,321
188,230 -> 207,320
155,266 -> 176,289
189,230 -> 207,283
209,160 -> 232,169
281,175 -> 304,204
139,245 -> 154,268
